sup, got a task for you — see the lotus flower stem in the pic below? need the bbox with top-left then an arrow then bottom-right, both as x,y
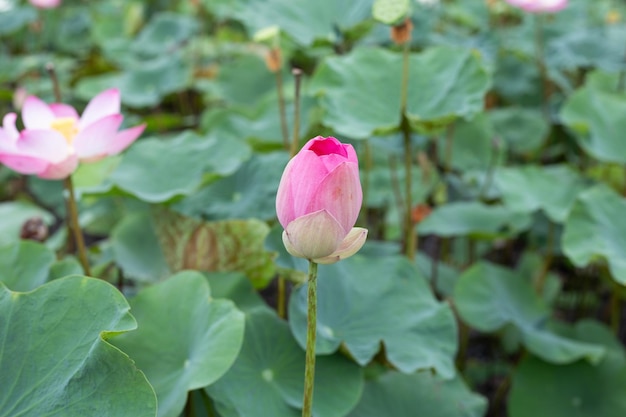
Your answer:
46,63 -> 62,105
64,176 -> 91,276
290,68 -> 303,157
400,40 -> 416,260
302,260 -> 318,417
277,273 -> 286,318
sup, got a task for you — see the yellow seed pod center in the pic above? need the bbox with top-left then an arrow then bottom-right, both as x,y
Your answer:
50,117 -> 79,144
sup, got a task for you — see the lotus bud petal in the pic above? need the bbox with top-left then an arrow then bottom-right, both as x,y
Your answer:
276,136 -> 367,262
314,227 -> 369,265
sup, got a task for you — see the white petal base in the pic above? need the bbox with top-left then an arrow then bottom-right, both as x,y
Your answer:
313,227 -> 368,264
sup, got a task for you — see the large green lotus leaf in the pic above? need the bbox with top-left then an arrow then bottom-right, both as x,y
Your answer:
437,113 -> 496,172
493,51 -> 541,107
75,54 -> 192,108
560,71 -> 626,163
0,5 -> 36,35
346,370 -> 487,417
200,96 -> 318,147
110,211 -> 170,283
417,202 -> 531,239
415,252 -> 461,298
372,0 -> 410,25
153,208 -> 275,288
494,165 -> 589,223
205,54 -> 280,108
90,0 -> 142,49
48,257 -> 84,281
110,271 -> 244,417
454,262 -> 605,364
234,0 -> 374,46
562,185 -> 626,285
0,201 -> 54,247
509,320 -> 626,417
207,309 -> 363,417
488,107 -> 548,155
547,26 -> 626,74
51,7 -> 92,55
405,47 -> 491,130
0,241 -> 56,292
106,132 -> 211,201
132,12 -> 199,57
289,255 -> 458,378
0,276 -> 156,417
100,130 -> 250,203
205,271 -> 272,314
120,53 -> 193,108
310,47 -> 400,139
311,46 -> 489,138
174,153 -> 287,221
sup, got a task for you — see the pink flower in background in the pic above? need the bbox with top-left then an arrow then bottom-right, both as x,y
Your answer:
276,136 -> 367,264
28,0 -> 61,9
504,0 -> 568,13
0,89 -> 145,179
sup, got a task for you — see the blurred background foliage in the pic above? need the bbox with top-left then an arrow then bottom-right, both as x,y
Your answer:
1,0 -> 626,416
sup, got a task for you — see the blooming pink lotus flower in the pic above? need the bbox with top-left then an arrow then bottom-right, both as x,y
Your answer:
0,89 -> 145,179
504,0 -> 568,13
276,136 -> 367,264
29,0 -> 61,9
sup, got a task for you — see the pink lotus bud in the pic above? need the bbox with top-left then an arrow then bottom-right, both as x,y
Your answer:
276,136 -> 367,264
504,0 -> 568,13
29,0 -> 61,9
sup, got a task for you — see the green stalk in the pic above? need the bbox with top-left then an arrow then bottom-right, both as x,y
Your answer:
400,39 -> 416,260
277,273 -> 286,319
64,176 -> 92,276
302,261 -> 318,417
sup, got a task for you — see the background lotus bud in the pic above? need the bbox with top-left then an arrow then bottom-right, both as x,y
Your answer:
276,136 -> 367,264
504,0 -> 568,13
29,0 -> 61,9
12,87 -> 28,111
